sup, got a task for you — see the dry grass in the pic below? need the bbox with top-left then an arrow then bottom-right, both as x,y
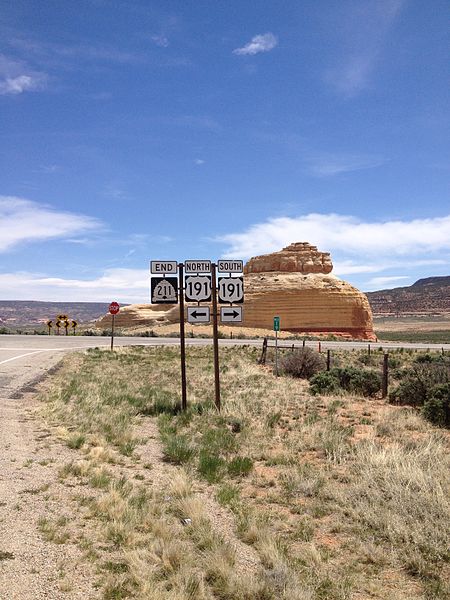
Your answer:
40,345 -> 450,599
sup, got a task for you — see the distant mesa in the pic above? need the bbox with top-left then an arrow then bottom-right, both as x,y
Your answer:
96,242 -> 376,341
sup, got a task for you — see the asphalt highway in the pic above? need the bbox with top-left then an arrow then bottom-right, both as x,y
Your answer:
1,333 -> 449,396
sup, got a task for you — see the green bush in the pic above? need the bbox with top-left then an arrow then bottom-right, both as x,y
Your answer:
280,348 -> 326,379
162,435 -> 194,464
227,456 -> 253,477
309,371 -> 341,396
389,363 -> 449,407
310,367 -> 381,397
422,383 -> 450,427
333,367 -> 381,397
197,450 -> 226,483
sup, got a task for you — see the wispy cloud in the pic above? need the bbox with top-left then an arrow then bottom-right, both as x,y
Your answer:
217,212 -> 450,279
367,275 -> 410,287
0,54 -> 46,95
0,268 -> 149,302
308,153 -> 385,176
0,196 -> 102,252
233,33 -> 278,56
195,158 -> 205,165
151,34 -> 169,48
9,37 -> 142,65
325,0 -> 405,96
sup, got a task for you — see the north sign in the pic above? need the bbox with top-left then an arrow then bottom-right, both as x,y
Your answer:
185,275 -> 212,302
150,260 -> 178,275
187,306 -> 210,324
185,260 -> 211,274
218,276 -> 244,304
218,259 -> 244,273
151,277 -> 178,304
220,307 -> 243,323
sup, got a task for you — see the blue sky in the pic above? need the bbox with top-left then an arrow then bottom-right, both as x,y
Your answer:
0,0 -> 449,302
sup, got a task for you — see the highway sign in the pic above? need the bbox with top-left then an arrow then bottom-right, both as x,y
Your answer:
220,307 -> 243,323
150,260 -> 178,275
109,302 -> 120,315
151,277 -> 178,304
273,316 -> 280,332
218,259 -> 244,273
218,276 -> 244,304
185,260 -> 211,274
185,275 -> 212,302
187,306 -> 210,324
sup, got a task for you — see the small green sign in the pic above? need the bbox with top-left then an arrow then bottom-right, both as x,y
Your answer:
273,316 -> 280,332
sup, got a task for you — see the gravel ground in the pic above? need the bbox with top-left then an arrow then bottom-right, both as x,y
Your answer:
0,353 -> 99,600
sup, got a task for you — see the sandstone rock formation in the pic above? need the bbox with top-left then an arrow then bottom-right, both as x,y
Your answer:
245,242 -> 333,275
96,242 -> 376,340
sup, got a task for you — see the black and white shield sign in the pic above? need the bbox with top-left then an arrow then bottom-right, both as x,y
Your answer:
218,277 -> 244,304
185,275 -> 212,302
151,277 -> 178,304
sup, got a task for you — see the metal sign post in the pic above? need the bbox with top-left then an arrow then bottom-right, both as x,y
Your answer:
274,316 -> 280,377
211,262 -> 221,412
109,302 -> 120,351
178,263 -> 188,412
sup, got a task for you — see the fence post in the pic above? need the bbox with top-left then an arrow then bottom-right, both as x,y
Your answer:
368,343 -> 371,356
318,341 -> 322,353
302,338 -> 306,348
382,353 -> 389,398
327,349 -> 331,371
259,337 -> 268,365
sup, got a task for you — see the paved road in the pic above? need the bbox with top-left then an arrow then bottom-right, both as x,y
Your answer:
1,333 -> 448,398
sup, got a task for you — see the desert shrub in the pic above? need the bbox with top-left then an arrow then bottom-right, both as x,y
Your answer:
162,435 -> 194,464
333,367 -> 381,397
227,456 -> 253,477
422,383 -> 450,428
414,353 -> 445,364
358,353 -> 377,367
389,363 -> 449,407
309,371 -> 341,396
280,348 -> 326,379
197,450 -> 226,483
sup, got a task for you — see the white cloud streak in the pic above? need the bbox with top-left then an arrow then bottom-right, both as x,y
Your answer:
218,212 -> 450,277
0,269 -> 149,303
233,33 -> 278,56
0,196 -> 102,252
308,153 -> 385,176
0,54 -> 46,95
326,0 -> 405,96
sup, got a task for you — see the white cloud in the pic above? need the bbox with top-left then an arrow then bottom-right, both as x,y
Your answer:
233,33 -> 278,56
218,212 -> 450,279
0,196 -> 102,252
0,268 -> 149,303
219,213 -> 450,258
0,54 -> 46,95
195,158 -> 205,165
308,153 -> 385,176
151,34 -> 169,48
326,0 -> 405,96
367,275 -> 410,288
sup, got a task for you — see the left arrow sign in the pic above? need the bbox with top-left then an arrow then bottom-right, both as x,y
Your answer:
187,306 -> 210,324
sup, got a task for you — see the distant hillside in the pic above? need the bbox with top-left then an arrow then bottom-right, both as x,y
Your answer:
0,301 -> 116,328
367,276 -> 450,315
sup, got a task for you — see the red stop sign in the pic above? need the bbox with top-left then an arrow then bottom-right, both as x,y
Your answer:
109,301 -> 120,315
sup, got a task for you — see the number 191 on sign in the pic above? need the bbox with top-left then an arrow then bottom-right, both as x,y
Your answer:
218,277 -> 244,304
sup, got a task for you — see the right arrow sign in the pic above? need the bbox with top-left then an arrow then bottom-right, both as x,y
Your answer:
220,306 -> 243,323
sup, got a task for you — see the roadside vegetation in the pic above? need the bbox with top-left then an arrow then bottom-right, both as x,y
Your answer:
39,345 -> 450,599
